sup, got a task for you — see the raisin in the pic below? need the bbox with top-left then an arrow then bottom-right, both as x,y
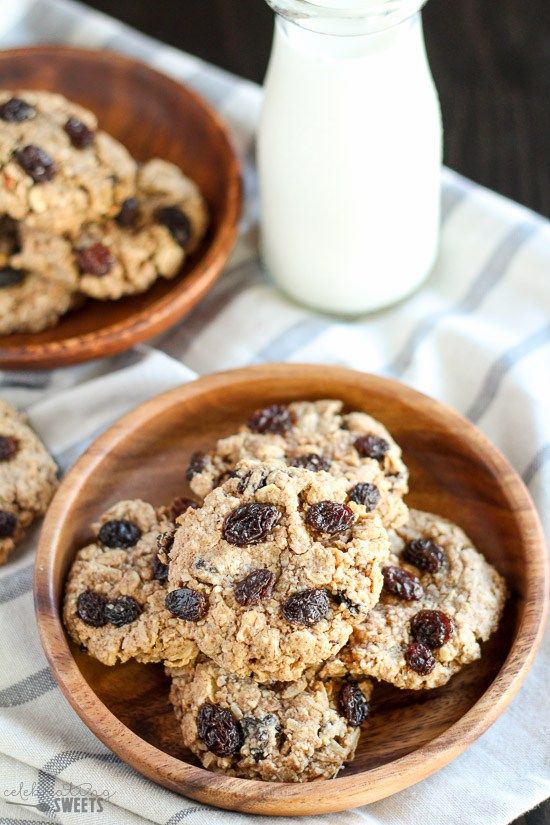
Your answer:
170,497 -> 200,519
348,482 -> 381,511
404,641 -> 436,675
76,590 -> 107,627
281,588 -> 330,626
104,595 -> 142,627
152,555 -> 169,582
196,702 -> 243,757
0,97 -> 35,122
0,510 -> 17,538
15,144 -> 56,184
247,404 -> 294,435
0,435 -> 19,462
333,591 -> 360,615
354,434 -> 390,460
115,197 -> 139,227
234,569 -> 276,606
240,713 -> 280,761
76,242 -> 115,276
223,503 -> 282,546
155,205 -> 192,248
237,468 -> 269,494
382,565 -> 424,601
185,451 -> 207,481
1,263 -> 24,291
403,538 -> 445,573
0,267 -> 25,288
339,683 -> 370,727
165,587 -> 208,621
64,116 -> 95,149
410,609 -> 454,649
306,501 -> 353,535
157,529 -> 176,556
97,519 -> 142,549
291,453 -> 331,472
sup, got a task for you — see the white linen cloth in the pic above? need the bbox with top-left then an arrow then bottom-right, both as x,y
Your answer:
0,1 -> 548,823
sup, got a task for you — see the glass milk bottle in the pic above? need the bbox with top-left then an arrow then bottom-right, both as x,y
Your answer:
258,0 -> 442,314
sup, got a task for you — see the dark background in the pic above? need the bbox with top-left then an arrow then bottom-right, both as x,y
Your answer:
87,2 -> 546,822
87,0 -> 550,218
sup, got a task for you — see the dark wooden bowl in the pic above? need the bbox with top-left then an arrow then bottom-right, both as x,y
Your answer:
0,46 -> 242,369
35,365 -> 548,815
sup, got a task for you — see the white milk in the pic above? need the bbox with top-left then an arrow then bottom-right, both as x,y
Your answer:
258,2 -> 442,314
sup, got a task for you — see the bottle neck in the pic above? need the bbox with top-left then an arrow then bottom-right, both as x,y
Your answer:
267,0 -> 426,35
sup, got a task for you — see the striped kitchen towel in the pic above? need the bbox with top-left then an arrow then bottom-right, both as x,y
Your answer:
0,1 -> 549,824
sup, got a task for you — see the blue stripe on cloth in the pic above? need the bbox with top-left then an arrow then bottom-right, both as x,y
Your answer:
0,668 -> 56,707
0,564 -> 33,604
385,221 -> 539,377
466,323 -> 550,423
523,444 -> 550,486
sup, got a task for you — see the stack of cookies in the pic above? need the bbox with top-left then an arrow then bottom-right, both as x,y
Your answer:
63,400 -> 507,783
0,90 -> 208,334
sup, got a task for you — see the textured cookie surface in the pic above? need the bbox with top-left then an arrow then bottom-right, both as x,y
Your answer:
188,400 -> 408,531
12,158 -> 209,301
0,90 -> 136,234
63,499 -> 198,667
338,509 -> 507,689
0,400 -> 58,563
167,460 -> 390,681
169,657 -> 372,781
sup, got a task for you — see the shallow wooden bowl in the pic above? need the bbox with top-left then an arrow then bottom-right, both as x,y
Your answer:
35,365 -> 548,816
0,46 -> 241,369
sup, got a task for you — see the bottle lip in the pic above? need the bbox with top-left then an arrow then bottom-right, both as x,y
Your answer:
268,0 -> 425,19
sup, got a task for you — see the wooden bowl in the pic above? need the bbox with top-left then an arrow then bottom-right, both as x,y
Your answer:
0,46 -> 242,370
35,365 -> 548,816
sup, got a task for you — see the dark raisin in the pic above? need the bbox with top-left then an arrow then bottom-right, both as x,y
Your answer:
0,267 -> 25,288
76,242 -> 115,276
237,467 -> 269,494
152,554 -> 169,582
240,713 -> 280,761
281,588 -> 330,626
0,510 -> 17,538
0,97 -> 35,122
115,197 -> 139,227
64,116 -> 95,149
196,702 -> 243,757
170,497 -> 200,519
291,453 -> 331,472
104,595 -> 142,627
382,565 -> 424,601
223,503 -> 282,546
234,568 -> 276,606
0,435 -> 19,462
403,538 -> 445,573
306,501 -> 353,535
339,683 -> 370,727
165,587 -> 208,621
97,519 -> 142,549
404,641 -> 436,675
185,451 -> 207,481
247,404 -> 294,435
354,434 -> 390,460
410,609 -> 454,649
332,591 -> 360,614
76,590 -> 107,627
348,482 -> 381,511
155,205 -> 192,248
15,144 -> 56,183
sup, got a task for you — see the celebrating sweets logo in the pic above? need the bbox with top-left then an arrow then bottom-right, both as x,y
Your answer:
3,780 -> 115,816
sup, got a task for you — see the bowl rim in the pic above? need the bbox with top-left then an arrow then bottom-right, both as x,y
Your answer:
34,364 -> 549,816
0,45 -> 243,370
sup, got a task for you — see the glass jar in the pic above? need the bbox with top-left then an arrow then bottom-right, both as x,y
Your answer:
258,0 -> 442,315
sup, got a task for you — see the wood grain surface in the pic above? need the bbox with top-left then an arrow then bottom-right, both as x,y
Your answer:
0,47 -> 242,370
34,366 -> 548,816
87,0 -> 550,220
